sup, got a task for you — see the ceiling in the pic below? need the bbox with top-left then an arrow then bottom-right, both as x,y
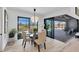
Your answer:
8,7 -> 71,16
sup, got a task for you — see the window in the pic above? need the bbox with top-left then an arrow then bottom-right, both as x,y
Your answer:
54,21 -> 66,30
17,16 -> 30,32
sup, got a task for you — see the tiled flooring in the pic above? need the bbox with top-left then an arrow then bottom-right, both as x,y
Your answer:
4,37 -> 79,52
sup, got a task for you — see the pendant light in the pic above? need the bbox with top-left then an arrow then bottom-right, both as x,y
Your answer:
34,8 -> 36,25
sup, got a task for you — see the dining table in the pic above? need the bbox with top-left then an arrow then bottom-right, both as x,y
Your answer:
24,31 -> 38,45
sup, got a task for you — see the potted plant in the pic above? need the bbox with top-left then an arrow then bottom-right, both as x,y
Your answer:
33,28 -> 38,39
46,25 -> 49,30
33,28 -> 38,33
9,29 -> 17,38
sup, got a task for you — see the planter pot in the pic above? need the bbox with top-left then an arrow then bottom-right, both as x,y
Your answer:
9,32 -> 15,38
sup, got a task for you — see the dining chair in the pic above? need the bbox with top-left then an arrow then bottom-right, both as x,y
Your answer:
22,31 -> 31,48
34,30 -> 46,52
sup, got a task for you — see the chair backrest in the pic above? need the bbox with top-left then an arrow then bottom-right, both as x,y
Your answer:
38,29 -> 46,43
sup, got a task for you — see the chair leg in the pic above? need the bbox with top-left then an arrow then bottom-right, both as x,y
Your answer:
22,40 -> 24,46
31,40 -> 34,45
44,42 -> 46,49
38,45 -> 40,52
34,42 -> 36,47
24,42 -> 26,48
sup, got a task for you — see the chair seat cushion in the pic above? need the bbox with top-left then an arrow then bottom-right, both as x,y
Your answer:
35,39 -> 45,45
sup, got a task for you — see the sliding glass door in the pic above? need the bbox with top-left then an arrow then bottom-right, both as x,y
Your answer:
44,18 -> 54,38
44,18 -> 66,39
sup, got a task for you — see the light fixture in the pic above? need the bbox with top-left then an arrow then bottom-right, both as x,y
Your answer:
31,8 -> 39,31
34,8 -> 36,25
31,8 -> 39,23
